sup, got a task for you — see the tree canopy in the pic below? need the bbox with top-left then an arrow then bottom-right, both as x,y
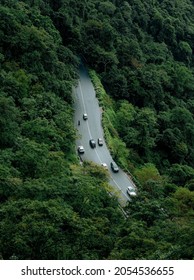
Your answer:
0,0 -> 194,260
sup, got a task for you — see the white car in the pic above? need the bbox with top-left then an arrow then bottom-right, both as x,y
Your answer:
98,138 -> 103,146
83,113 -> 88,120
127,186 -> 137,197
77,146 -> 85,154
101,163 -> 108,169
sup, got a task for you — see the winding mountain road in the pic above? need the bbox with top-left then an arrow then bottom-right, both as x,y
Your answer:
73,64 -> 136,205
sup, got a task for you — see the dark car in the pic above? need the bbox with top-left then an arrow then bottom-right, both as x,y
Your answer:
89,139 -> 96,148
98,138 -> 103,146
110,161 -> 119,172
83,113 -> 88,120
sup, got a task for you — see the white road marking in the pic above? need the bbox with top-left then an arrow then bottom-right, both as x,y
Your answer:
110,175 -> 130,199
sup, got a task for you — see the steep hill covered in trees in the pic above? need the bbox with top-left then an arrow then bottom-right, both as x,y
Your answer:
0,0 -> 194,259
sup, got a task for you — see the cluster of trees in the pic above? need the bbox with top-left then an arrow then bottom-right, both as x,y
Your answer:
90,71 -> 194,260
30,0 -> 194,170
0,1 -> 124,260
0,0 -> 194,259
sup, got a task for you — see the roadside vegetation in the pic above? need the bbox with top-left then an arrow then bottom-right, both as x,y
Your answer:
0,0 -> 194,259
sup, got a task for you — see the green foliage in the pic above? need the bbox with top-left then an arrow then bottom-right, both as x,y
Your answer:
85,1 -> 194,257
0,94 -> 20,148
1,0 -> 194,260
167,164 -> 194,187
134,163 -> 162,186
115,101 -> 158,161
0,164 -> 123,260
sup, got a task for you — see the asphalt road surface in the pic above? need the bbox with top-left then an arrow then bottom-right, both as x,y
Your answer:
73,64 -> 136,205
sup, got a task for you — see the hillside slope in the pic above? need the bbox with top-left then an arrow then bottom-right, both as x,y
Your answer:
0,0 -> 193,260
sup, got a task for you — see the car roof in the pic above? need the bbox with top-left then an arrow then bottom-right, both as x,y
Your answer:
127,186 -> 134,189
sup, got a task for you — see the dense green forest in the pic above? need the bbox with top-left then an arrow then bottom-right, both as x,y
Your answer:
0,0 -> 194,259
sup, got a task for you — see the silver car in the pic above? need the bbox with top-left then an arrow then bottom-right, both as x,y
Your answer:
127,186 -> 137,197
77,146 -> 85,154
110,161 -> 119,172
98,138 -> 103,146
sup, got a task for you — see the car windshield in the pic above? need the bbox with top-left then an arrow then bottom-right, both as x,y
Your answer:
127,186 -> 136,194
